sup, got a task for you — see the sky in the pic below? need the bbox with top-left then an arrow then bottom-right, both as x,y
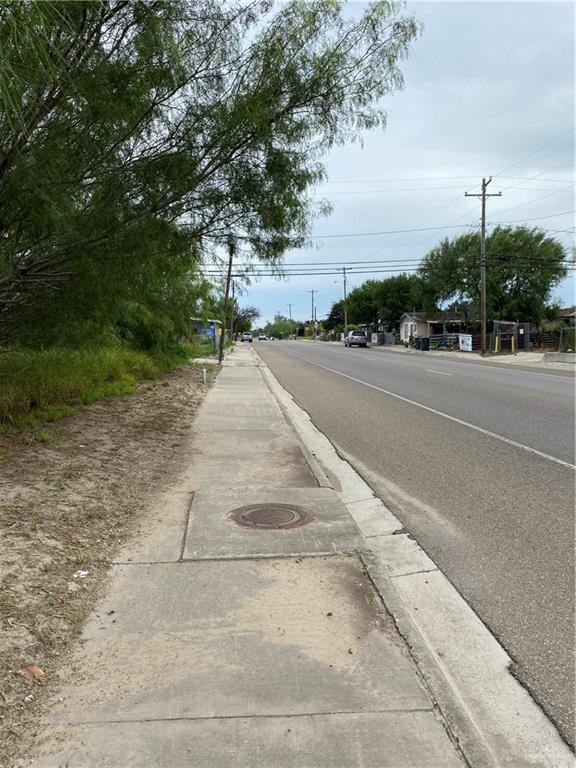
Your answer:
236,1 -> 575,326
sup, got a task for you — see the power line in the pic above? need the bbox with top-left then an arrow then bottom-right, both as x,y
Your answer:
491,209 -> 575,225
319,174 -> 573,184
306,210 -> 574,240
485,183 -> 574,218
201,255 -> 574,272
494,159 -> 574,196
310,184 -> 572,196
200,257 -> 574,277
492,128 -> 575,177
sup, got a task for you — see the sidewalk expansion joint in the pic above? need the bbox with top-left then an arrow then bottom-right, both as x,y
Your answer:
61,706 -> 435,728
390,568 -> 439,578
193,428 -> 286,433
181,550 -> 360,563
112,552 -> 360,566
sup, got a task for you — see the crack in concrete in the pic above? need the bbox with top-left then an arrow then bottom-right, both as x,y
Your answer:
58,706 -> 436,728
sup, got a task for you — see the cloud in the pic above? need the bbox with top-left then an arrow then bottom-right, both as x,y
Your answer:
244,2 -> 574,323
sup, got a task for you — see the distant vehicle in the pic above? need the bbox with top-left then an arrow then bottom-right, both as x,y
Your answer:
258,334 -> 267,341
241,332 -> 253,343
344,330 -> 367,348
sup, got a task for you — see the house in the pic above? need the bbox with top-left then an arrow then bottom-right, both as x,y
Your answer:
399,313 -> 428,342
558,307 -> 575,326
398,312 -> 468,343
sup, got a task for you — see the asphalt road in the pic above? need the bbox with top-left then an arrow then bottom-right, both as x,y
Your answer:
255,340 -> 575,747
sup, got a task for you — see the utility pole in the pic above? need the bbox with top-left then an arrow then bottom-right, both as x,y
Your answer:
465,178 -> 502,355
307,290 -> 317,341
287,304 -> 293,321
230,279 -> 235,342
218,235 -> 235,365
338,266 -> 348,330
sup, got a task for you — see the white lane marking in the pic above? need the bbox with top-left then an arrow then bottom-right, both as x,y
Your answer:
306,343 -> 574,381
281,350 -> 576,471
425,369 -> 453,376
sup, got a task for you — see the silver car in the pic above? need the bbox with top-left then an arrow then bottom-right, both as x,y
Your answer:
344,330 -> 367,348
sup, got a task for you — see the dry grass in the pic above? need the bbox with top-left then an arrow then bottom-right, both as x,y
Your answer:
0,361 -> 216,765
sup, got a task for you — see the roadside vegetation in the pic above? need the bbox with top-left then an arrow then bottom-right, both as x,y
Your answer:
324,227 -> 571,333
0,0 -> 420,424
0,3 -> 425,760
0,341 -> 212,432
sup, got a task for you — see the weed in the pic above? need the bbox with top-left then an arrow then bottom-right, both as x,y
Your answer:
36,430 -> 54,444
29,509 -> 43,530
62,464 -> 83,479
45,592 -> 59,607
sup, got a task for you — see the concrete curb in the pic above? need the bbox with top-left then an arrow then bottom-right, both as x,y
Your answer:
255,350 -> 573,767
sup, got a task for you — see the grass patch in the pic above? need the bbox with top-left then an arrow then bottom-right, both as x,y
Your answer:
0,341 -> 214,430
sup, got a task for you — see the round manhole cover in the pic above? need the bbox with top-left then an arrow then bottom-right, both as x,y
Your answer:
229,503 -> 314,530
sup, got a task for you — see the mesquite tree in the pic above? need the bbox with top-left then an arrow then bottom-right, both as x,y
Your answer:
0,0 -> 420,346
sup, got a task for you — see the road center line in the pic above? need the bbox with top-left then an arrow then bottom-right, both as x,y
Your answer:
281,350 -> 575,471
425,369 -> 453,376
361,347 -> 573,380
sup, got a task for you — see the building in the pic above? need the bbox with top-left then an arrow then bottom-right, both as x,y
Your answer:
558,306 -> 576,326
398,312 -> 470,344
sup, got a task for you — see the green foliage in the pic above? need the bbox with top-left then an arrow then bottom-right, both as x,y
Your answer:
232,305 -> 260,335
261,314 -> 300,339
346,281 -> 379,326
324,300 -> 345,331
419,226 -> 569,325
346,274 -> 428,327
339,227 -> 569,331
0,0 -> 420,347
374,274 -> 429,327
0,341 -> 211,428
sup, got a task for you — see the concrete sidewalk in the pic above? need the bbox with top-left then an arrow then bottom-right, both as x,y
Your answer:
26,344 -> 573,767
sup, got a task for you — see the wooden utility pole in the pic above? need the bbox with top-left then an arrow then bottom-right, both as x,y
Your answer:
218,235 -> 235,365
307,290 -> 317,340
230,279 -> 235,342
338,266 -> 348,330
465,178 -> 502,355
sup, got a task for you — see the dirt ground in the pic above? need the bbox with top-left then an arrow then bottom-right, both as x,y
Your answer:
0,361 -> 216,765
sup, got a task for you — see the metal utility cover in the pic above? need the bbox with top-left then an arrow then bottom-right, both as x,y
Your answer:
183,487 -> 363,560
229,503 -> 314,530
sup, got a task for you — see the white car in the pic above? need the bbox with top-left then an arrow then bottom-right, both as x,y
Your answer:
344,330 -> 367,348
258,334 -> 267,341
241,332 -> 253,343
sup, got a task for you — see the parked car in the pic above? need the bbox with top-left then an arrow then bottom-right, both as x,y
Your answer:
241,332 -> 253,343
258,334 -> 267,341
344,330 -> 367,348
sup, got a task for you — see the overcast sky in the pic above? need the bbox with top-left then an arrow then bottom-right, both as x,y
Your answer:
238,1 -> 574,326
